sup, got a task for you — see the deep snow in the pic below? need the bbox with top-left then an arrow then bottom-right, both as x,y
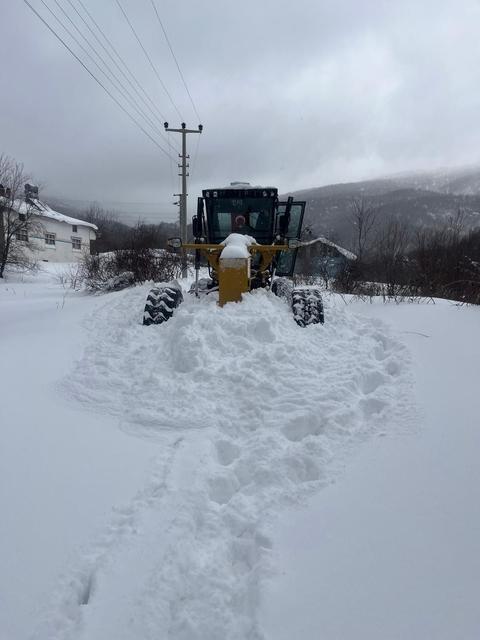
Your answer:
260,300 -> 480,639
0,268 -> 155,640
0,267 -> 477,640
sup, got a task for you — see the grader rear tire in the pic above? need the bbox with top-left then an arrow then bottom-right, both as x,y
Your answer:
292,288 -> 324,326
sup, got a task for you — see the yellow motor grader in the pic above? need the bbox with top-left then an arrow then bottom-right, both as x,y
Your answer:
143,184 -> 324,327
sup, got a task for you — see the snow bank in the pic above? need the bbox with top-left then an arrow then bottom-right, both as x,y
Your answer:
30,286 -> 414,640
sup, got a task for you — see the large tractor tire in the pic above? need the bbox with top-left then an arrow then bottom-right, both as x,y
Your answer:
291,287 -> 324,327
143,283 -> 183,326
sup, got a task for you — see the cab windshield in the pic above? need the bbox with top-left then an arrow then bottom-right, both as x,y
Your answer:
207,197 -> 274,244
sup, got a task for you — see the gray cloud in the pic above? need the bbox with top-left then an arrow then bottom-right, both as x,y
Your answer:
2,0 -> 480,222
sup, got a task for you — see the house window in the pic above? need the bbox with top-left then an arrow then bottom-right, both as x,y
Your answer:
72,225 -> 78,233
16,229 -> 28,242
72,237 -> 82,250
19,213 -> 26,221
45,232 -> 56,246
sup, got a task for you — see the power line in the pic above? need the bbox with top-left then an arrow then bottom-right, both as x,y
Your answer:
22,0 -> 175,160
48,0 -> 170,144
190,131 -> 201,180
167,130 -> 175,195
148,0 -> 202,123
38,0 -> 160,141
54,196 -> 180,206
74,0 -> 179,157
114,0 -> 183,121
65,0 -> 165,124
76,0 -> 166,123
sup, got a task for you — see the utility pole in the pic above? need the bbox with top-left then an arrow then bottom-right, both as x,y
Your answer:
164,122 -> 203,277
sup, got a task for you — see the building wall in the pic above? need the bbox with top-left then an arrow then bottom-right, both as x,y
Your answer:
29,216 -> 96,263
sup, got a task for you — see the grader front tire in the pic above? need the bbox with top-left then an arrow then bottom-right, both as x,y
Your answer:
143,285 -> 183,326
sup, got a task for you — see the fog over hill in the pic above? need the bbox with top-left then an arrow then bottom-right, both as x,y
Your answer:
286,165 -> 480,246
385,165 -> 480,195
42,165 -> 480,248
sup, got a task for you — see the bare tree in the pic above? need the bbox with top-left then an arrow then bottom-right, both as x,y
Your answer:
0,155 -> 43,277
410,209 -> 479,301
83,202 -> 117,229
373,218 -> 410,296
82,203 -> 123,253
349,197 -> 377,261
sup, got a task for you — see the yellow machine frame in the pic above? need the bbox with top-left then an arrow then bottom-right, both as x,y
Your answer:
182,242 -> 288,307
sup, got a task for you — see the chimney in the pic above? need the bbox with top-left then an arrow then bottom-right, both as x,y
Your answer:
24,183 -> 39,201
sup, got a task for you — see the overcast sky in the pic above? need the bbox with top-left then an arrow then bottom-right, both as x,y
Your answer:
2,0 -> 480,222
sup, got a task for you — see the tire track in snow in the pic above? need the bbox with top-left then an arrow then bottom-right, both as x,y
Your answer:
37,286 -> 415,639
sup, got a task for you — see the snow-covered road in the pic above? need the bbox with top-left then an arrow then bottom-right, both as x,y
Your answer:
2,268 -> 476,640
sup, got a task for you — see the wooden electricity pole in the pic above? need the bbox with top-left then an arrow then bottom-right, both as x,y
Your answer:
164,122 -> 203,277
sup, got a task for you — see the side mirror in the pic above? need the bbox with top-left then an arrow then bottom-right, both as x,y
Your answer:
167,237 -> 182,249
197,197 -> 204,218
278,196 -> 293,236
288,238 -> 301,249
192,215 -> 202,238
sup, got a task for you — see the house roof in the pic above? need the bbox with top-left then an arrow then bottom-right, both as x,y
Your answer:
301,236 -> 357,260
15,198 -> 98,231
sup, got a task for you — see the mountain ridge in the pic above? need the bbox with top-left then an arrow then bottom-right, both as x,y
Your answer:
284,165 -> 480,244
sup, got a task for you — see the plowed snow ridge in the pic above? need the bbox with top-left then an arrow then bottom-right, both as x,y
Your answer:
36,286 -> 414,640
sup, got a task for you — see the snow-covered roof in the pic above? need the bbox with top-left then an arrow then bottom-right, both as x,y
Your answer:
14,198 -> 98,231
207,183 -> 278,191
300,236 -> 357,260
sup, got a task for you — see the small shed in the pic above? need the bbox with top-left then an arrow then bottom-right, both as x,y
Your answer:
297,237 -> 357,278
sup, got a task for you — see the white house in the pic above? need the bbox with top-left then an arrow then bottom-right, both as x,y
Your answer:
12,184 -> 97,263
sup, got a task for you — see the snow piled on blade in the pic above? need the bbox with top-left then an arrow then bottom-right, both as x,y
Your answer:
220,233 -> 257,259
38,287 -> 414,640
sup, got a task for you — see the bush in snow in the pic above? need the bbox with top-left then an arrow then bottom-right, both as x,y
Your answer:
80,248 -> 183,292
